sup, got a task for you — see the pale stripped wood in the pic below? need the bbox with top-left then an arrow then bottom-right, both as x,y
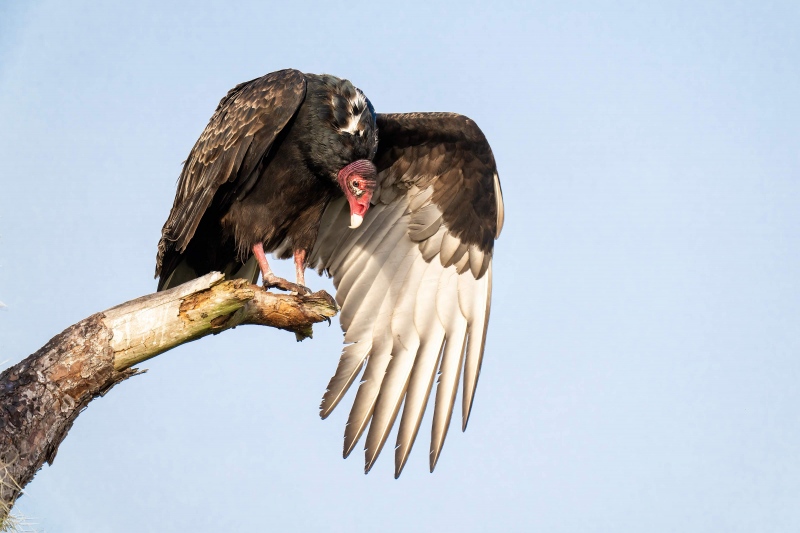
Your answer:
104,272 -> 338,370
0,272 -> 338,518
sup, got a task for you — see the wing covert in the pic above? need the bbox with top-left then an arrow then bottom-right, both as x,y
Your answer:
308,112 -> 504,476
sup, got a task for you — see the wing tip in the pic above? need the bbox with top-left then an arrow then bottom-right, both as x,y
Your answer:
461,387 -> 479,431
319,394 -> 337,420
343,433 -> 359,459
343,407 -> 372,461
429,427 -> 450,474
429,448 -> 442,473
394,440 -> 413,478
493,171 -> 504,238
364,454 -> 378,475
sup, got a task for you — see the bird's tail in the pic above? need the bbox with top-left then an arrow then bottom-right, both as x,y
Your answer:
157,255 -> 259,291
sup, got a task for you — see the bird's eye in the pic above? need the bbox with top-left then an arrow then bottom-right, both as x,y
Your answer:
350,180 -> 364,197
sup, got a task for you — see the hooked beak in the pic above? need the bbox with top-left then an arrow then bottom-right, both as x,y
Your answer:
350,213 -> 364,229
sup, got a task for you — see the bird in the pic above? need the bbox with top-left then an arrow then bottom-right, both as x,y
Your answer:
155,69 -> 504,477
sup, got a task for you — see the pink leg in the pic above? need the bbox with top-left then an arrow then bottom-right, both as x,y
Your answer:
251,243 -> 310,294
294,249 -> 307,287
252,243 -> 274,279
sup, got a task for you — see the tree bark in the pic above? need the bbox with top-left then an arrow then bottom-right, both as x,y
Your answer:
0,273 -> 338,519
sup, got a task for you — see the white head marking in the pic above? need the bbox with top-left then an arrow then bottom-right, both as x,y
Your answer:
339,90 -> 368,135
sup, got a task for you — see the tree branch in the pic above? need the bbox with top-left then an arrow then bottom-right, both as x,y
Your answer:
0,273 -> 338,519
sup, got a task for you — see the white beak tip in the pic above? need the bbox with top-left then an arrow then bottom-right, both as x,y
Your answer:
349,214 -> 364,229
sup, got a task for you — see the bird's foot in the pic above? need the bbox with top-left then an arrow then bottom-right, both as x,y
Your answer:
262,273 -> 312,295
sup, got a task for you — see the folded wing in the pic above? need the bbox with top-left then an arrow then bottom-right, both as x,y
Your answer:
308,112 -> 504,476
156,69 -> 307,284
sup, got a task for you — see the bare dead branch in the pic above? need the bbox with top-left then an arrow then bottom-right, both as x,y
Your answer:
0,273 -> 338,518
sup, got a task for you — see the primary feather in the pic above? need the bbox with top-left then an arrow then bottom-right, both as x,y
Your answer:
310,113 -> 503,475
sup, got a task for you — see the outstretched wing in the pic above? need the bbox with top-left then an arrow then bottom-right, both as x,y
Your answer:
156,69 -> 307,280
308,113 -> 504,477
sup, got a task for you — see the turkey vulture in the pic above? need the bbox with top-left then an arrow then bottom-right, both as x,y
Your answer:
155,69 -> 504,476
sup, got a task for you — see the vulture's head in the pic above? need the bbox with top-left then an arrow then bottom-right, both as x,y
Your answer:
337,159 -> 377,228
302,73 -> 379,229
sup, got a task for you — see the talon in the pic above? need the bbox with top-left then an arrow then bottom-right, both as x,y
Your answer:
287,282 -> 311,295
295,285 -> 313,295
252,244 -> 312,294
262,273 -> 313,294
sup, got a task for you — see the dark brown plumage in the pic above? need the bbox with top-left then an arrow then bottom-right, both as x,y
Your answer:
374,112 -> 501,256
156,69 -> 378,290
155,69 -> 504,476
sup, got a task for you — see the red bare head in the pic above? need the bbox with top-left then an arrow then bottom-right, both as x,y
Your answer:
337,159 -> 377,228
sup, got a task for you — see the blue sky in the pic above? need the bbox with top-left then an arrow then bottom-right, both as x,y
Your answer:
1,1 -> 799,531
